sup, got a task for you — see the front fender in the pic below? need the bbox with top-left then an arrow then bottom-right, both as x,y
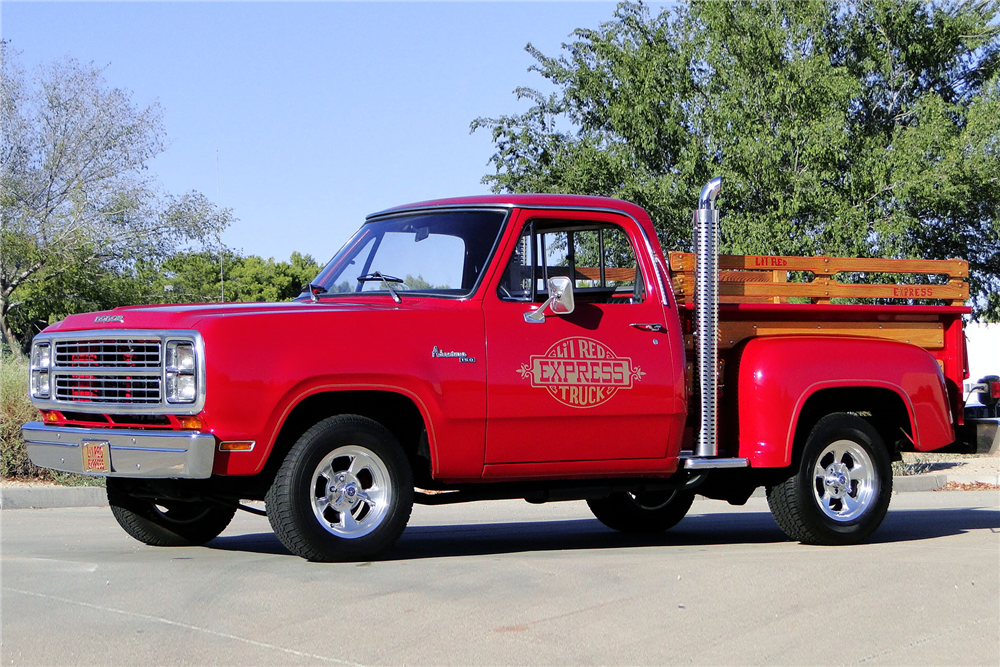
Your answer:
194,303 -> 487,479
737,336 -> 953,468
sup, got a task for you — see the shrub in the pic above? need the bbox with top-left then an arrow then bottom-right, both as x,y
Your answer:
1,353 -> 102,485
1,353 -> 39,478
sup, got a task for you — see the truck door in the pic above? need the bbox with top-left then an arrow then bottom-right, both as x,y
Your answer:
483,209 -> 682,465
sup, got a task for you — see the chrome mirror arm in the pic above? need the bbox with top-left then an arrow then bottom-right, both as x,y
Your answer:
524,296 -> 557,323
523,277 -> 574,324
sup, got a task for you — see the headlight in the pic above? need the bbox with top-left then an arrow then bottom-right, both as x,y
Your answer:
166,373 -> 197,402
165,341 -> 197,404
32,343 -> 51,368
29,342 -> 51,399
166,342 -> 196,372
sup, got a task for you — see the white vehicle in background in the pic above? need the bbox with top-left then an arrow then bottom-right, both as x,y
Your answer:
962,323 -> 999,453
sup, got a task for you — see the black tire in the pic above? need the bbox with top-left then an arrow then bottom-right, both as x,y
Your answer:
767,413 -> 892,545
265,415 -> 414,562
107,479 -> 236,547
587,489 -> 695,533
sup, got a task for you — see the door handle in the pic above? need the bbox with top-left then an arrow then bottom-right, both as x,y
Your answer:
630,323 -> 665,333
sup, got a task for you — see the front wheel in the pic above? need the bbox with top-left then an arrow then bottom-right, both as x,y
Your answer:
107,479 -> 236,546
767,413 -> 892,545
265,415 -> 414,562
587,489 -> 695,533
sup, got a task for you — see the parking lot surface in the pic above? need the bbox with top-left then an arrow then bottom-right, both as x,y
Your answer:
3,491 -> 998,666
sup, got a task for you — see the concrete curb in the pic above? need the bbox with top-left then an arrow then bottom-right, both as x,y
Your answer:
1,485 -> 107,510
892,474 -> 949,493
939,473 -> 1000,486
3,470 -> 997,510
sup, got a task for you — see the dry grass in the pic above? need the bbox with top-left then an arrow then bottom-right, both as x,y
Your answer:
1,353 -> 102,485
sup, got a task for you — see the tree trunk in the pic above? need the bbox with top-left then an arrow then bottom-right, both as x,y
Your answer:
0,304 -> 26,358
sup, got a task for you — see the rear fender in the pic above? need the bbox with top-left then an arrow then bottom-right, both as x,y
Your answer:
736,336 -> 954,468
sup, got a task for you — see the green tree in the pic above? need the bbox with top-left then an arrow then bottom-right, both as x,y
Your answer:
3,243 -> 142,341
473,0 -> 1000,319
284,252 -> 325,292
145,250 -> 322,304
147,250 -> 240,304
226,252 -> 323,302
0,43 -> 231,351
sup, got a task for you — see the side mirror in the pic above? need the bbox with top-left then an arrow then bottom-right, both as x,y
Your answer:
524,276 -> 575,323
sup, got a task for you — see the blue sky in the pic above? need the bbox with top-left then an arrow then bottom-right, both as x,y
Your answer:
1,1 -> 648,263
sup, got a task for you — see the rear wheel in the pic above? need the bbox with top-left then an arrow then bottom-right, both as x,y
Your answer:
265,415 -> 413,561
767,413 -> 892,545
587,489 -> 695,533
107,479 -> 236,546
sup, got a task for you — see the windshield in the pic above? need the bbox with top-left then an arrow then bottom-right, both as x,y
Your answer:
306,209 -> 508,299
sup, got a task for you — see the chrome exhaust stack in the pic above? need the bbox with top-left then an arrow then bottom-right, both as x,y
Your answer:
682,177 -> 748,470
681,179 -> 747,470
694,177 -> 722,459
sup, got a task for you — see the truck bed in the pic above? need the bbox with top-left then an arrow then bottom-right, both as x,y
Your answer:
668,252 -> 971,425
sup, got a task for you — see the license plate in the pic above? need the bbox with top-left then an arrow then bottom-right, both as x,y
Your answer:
81,440 -> 111,474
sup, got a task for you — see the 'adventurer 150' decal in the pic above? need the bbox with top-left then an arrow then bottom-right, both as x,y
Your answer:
518,337 -> 645,408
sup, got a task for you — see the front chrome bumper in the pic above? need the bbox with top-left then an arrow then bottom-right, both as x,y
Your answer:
21,422 -> 216,478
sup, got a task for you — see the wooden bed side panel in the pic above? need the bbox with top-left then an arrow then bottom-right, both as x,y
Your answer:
684,320 -> 947,352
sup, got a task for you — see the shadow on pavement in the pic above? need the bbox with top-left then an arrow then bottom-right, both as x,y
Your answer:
209,531 -> 290,556
207,505 -> 999,561
388,514 -> 784,560
871,506 -> 1000,544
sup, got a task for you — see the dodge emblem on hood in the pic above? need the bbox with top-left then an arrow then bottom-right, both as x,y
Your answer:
94,315 -> 124,323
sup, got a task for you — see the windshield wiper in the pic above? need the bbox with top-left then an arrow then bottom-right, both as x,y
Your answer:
356,272 -> 405,304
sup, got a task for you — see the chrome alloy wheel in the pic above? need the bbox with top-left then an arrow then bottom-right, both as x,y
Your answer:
812,439 -> 877,522
310,445 -> 392,538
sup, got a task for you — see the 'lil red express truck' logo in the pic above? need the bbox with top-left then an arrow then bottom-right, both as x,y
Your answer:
518,337 -> 644,408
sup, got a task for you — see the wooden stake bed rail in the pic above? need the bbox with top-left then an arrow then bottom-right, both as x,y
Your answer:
668,252 -> 969,306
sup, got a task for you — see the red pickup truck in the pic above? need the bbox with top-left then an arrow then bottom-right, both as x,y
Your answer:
23,179 -> 987,561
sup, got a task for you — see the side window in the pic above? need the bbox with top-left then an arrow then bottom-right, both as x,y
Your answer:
498,221 -> 644,304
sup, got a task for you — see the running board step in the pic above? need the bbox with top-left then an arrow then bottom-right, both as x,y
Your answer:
683,457 -> 749,470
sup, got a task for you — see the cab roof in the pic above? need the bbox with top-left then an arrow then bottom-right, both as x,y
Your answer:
368,193 -> 651,222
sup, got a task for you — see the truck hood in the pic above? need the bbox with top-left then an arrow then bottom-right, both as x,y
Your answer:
44,300 -> 401,333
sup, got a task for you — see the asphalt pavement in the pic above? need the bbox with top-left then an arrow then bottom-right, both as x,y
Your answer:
2,491 -> 998,666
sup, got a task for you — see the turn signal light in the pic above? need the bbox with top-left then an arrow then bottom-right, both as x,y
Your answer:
991,381 -> 1000,400
219,441 -> 255,452
176,416 -> 203,430
43,411 -> 59,423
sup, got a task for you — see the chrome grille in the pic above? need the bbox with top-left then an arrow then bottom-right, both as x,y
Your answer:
32,330 -> 204,414
54,339 -> 161,369
53,374 -> 162,404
